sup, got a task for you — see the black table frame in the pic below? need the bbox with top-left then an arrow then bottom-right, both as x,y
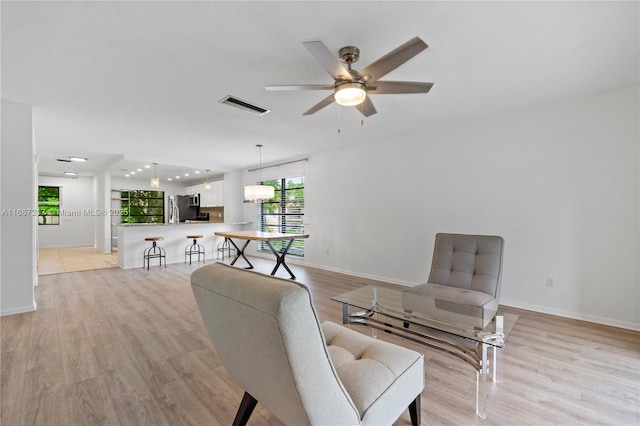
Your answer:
224,237 -> 298,279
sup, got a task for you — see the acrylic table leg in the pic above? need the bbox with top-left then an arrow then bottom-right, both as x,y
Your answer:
475,342 -> 490,419
493,345 -> 503,383
476,370 -> 487,420
342,302 -> 349,325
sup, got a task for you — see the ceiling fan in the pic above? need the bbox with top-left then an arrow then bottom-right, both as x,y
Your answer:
265,36 -> 433,117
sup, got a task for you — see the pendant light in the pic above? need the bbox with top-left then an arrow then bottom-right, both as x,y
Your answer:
244,144 -> 275,203
204,169 -> 211,192
150,163 -> 160,189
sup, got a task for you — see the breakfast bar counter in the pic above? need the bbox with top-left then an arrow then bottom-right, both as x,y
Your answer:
117,222 -> 249,269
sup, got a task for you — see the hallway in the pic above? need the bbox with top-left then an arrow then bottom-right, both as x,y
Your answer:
38,247 -> 118,275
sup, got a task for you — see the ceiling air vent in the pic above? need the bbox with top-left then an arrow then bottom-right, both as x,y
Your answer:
219,95 -> 271,116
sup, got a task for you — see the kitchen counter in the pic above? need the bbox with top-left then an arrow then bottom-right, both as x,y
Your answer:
118,221 -> 252,226
117,221 -> 251,268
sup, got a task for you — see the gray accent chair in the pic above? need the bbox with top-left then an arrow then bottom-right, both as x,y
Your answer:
191,262 -> 424,426
403,233 -> 505,329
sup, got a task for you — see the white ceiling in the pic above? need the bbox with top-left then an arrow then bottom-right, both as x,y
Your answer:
2,1 -> 638,184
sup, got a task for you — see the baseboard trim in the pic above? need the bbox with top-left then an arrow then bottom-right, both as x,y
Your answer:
1,301 -> 36,317
500,298 -> 640,331
302,261 -> 415,287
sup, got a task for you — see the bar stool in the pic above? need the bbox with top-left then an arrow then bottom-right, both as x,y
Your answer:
216,238 -> 236,260
185,235 -> 206,265
143,237 -> 166,269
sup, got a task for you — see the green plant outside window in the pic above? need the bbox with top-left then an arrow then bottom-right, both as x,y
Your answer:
120,190 -> 164,223
259,177 -> 305,256
38,186 -> 60,225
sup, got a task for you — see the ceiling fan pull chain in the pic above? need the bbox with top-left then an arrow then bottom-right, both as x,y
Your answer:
337,105 -> 341,134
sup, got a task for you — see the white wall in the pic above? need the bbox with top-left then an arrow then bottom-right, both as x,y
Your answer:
38,175 -> 96,248
242,84 -> 640,330
1,100 -> 37,316
94,171 -> 111,253
223,170 -> 243,223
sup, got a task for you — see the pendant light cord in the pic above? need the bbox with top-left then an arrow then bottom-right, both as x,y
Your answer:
257,144 -> 264,183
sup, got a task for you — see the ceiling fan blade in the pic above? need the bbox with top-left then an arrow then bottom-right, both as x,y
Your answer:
266,84 -> 334,91
303,41 -> 353,81
303,94 -> 335,115
357,97 -> 377,117
367,81 -> 433,94
359,37 -> 428,83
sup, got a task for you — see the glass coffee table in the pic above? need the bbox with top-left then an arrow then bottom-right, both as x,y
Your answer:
331,285 -> 518,419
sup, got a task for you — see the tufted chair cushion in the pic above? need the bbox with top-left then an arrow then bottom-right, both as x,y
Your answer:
322,322 -> 424,423
403,234 -> 504,328
428,233 -> 504,297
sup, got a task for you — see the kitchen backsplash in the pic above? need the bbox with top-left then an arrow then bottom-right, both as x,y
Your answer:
200,206 -> 224,223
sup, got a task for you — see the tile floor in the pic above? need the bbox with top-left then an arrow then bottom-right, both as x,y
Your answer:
38,247 -> 119,275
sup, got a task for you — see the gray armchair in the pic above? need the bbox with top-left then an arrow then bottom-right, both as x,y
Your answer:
403,233 -> 505,328
191,262 -> 424,426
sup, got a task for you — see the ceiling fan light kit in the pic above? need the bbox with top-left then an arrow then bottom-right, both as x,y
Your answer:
334,82 -> 367,106
265,36 -> 433,117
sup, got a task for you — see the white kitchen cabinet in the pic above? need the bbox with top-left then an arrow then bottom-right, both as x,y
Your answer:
201,180 -> 224,207
200,186 -> 213,207
186,184 -> 204,196
185,184 -> 196,195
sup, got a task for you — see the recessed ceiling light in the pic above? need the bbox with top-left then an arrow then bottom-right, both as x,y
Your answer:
144,165 -> 151,168
68,156 -> 88,162
130,171 -> 136,175
125,174 -> 130,177
137,168 -> 142,172
64,171 -> 78,176
176,176 -> 181,179
194,171 -> 200,174
184,173 -> 189,177
168,178 -> 172,181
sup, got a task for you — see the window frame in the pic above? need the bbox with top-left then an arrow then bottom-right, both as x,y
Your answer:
258,176 -> 305,257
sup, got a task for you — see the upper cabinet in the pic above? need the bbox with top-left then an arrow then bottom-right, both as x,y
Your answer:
201,180 -> 224,207
185,184 -> 203,195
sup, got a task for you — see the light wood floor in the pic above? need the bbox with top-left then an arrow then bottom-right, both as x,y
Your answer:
38,247 -> 119,275
2,257 -> 638,425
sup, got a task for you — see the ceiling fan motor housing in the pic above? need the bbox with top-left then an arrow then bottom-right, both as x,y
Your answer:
339,46 -> 360,65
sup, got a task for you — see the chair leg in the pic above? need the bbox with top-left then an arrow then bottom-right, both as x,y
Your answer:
232,392 -> 258,426
409,394 -> 421,426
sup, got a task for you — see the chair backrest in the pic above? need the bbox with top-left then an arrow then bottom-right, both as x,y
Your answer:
191,263 -> 359,425
428,233 -> 505,298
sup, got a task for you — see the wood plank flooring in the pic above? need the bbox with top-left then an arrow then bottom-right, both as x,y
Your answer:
2,257 -> 639,425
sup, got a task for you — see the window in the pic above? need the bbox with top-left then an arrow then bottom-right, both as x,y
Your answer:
120,190 -> 164,223
38,186 -> 60,225
259,176 -> 305,256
